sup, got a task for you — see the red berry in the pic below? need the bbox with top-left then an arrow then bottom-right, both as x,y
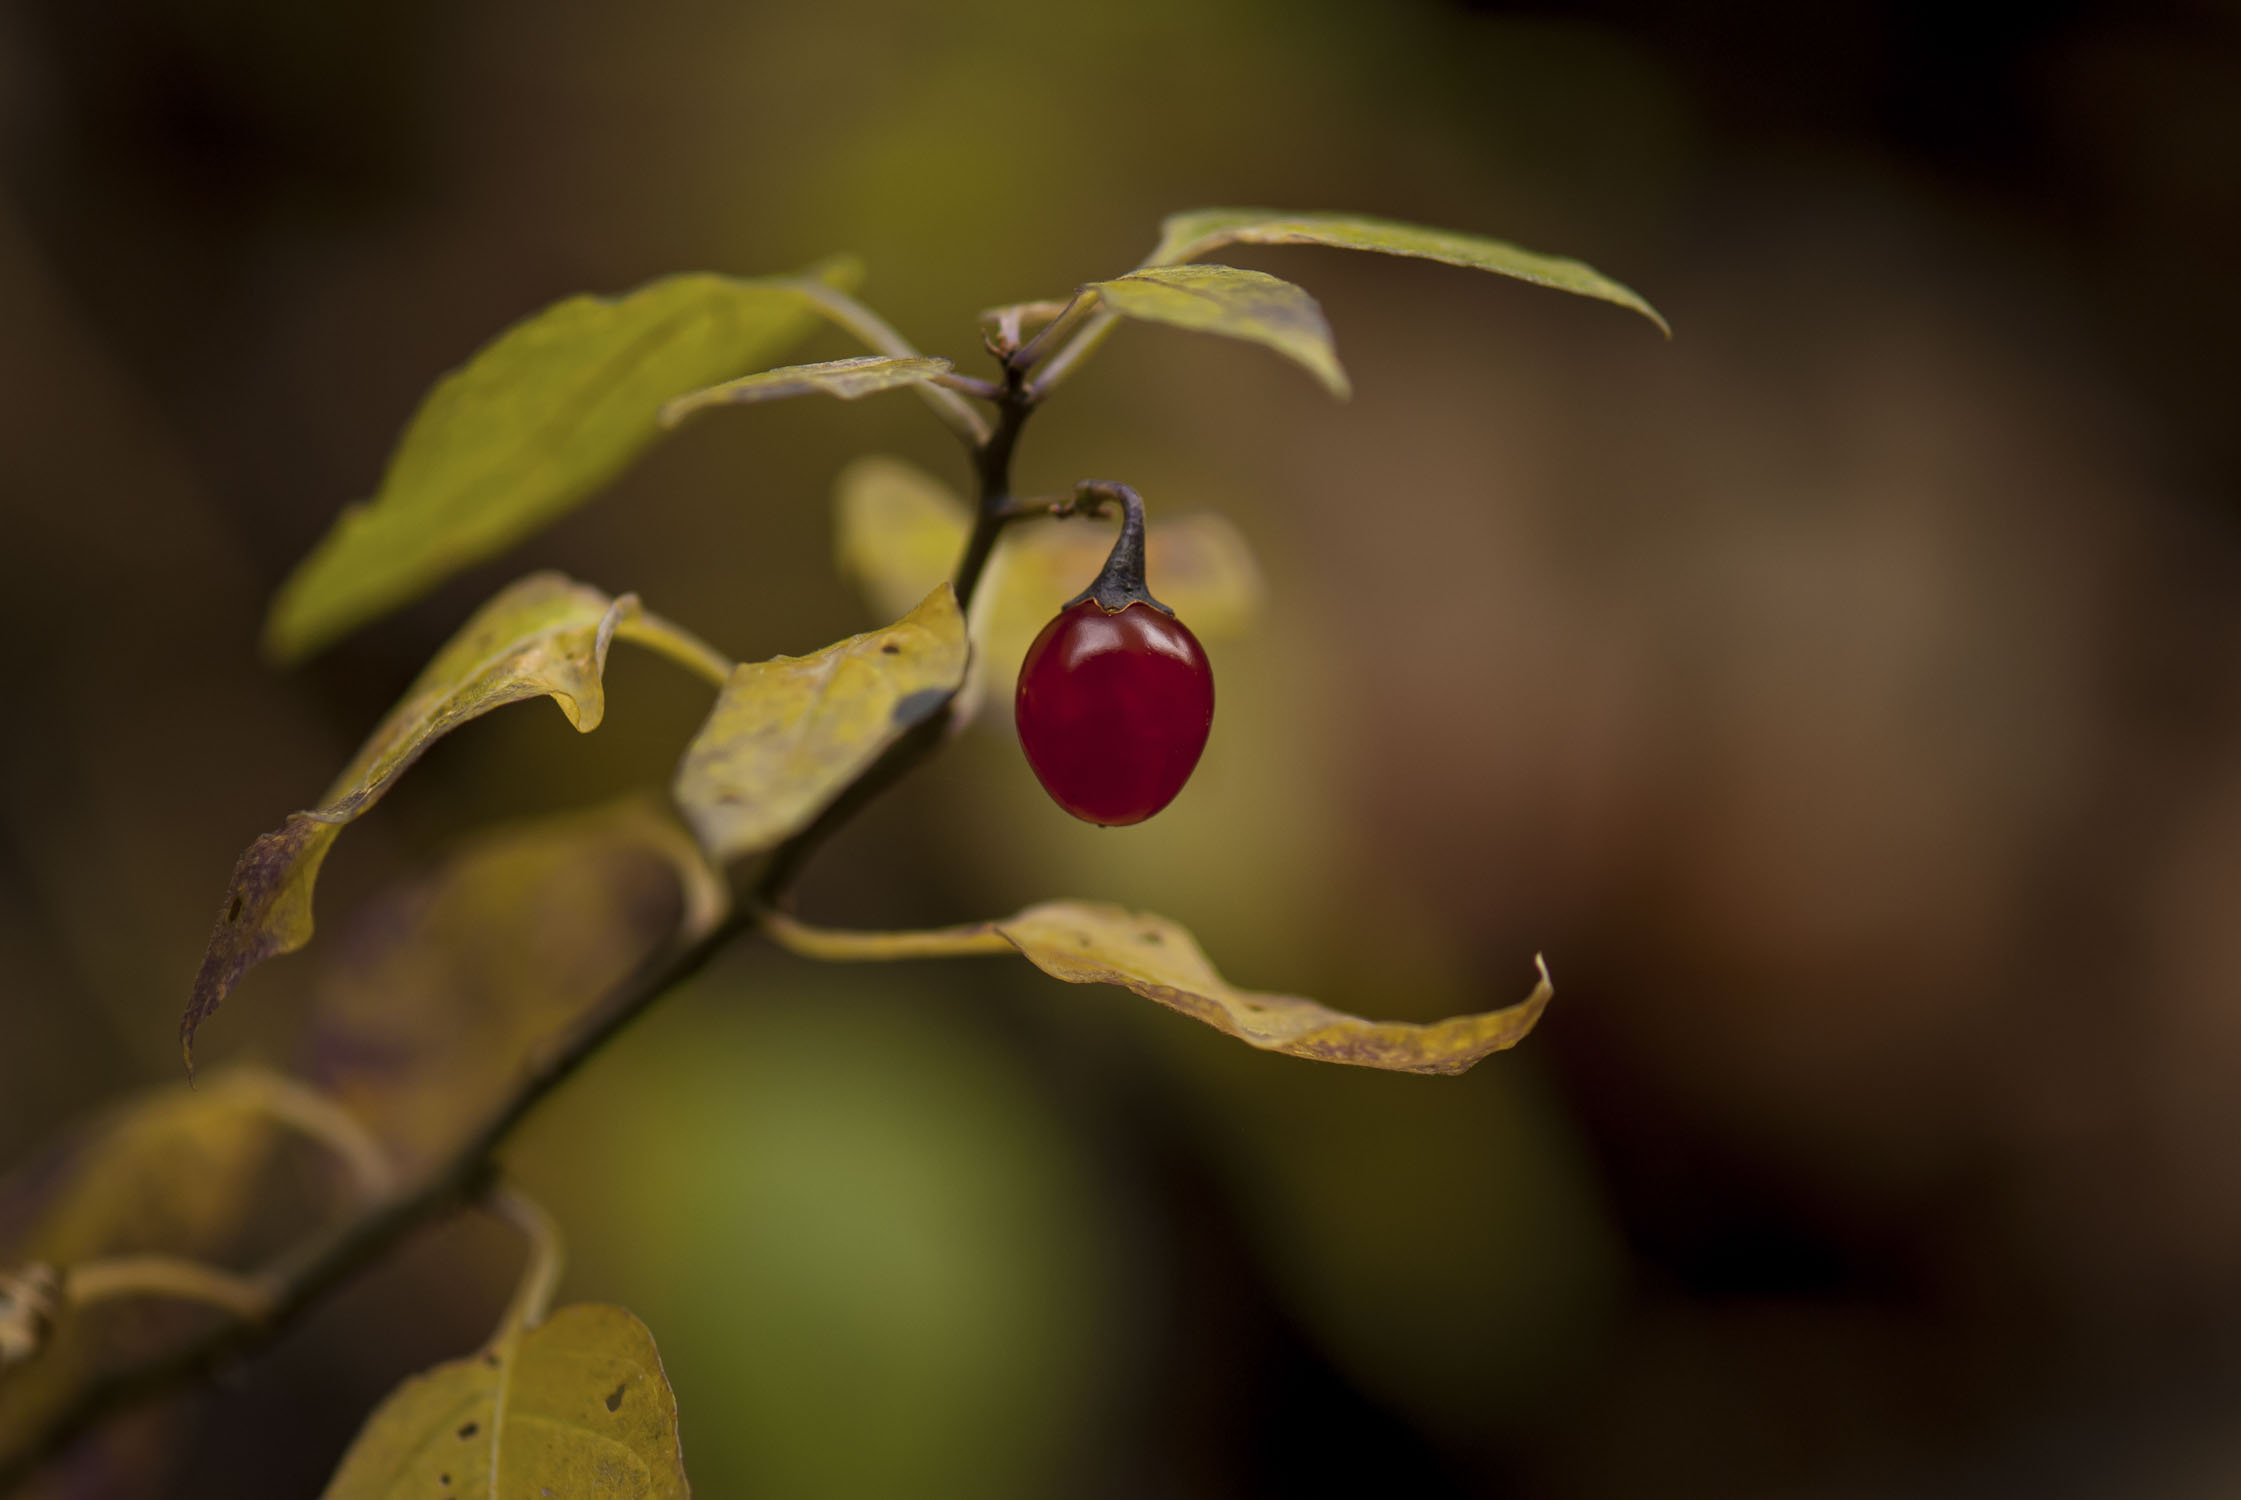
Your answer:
1015,599 -> 1215,826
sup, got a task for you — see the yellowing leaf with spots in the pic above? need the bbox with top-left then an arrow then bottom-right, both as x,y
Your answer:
674,585 -> 969,865
265,263 -> 855,662
761,904 -> 1552,1076
321,1303 -> 688,1500
831,456 -> 1261,722
185,573 -> 718,1068
1146,208 -> 1669,335
1087,264 -> 1349,398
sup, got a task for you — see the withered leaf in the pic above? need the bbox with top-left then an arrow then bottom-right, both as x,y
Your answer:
761,903 -> 1551,1076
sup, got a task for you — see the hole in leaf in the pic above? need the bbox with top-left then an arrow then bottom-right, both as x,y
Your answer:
439,1476 -> 451,1487
880,643 -> 901,655
226,895 -> 244,923
605,1381 -> 627,1413
456,1422 -> 479,1440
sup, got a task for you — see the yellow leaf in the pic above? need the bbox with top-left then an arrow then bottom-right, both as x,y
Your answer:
185,573 -> 705,1068
659,354 -> 953,427
265,262 -> 855,662
1147,208 -> 1669,335
321,1303 -> 688,1500
0,1070 -> 304,1460
303,798 -> 726,1176
1088,264 -> 1349,398
304,802 -> 717,1174
831,455 -> 970,622
760,904 -> 1551,1076
674,586 -> 969,865
831,457 -> 1262,723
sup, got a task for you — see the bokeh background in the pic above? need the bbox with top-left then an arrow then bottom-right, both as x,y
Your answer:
6,0 -> 2241,1495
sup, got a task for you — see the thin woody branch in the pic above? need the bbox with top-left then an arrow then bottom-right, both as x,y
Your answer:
0,314 -> 1051,1488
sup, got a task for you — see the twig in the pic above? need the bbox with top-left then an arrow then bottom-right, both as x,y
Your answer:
0,907 -> 751,1491
0,270 -> 1057,1486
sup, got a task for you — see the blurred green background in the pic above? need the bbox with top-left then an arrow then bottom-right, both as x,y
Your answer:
6,0 -> 2241,1495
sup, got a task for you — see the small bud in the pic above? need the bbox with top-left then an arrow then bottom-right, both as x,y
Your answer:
0,1264 -> 61,1371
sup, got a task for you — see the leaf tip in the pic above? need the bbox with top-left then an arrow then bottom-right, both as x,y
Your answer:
808,252 -> 868,292
260,590 -> 320,669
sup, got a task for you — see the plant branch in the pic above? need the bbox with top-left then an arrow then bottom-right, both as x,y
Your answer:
0,906 -> 751,1492
752,359 -> 1042,914
2,271 -> 1067,1489
949,366 -> 1036,615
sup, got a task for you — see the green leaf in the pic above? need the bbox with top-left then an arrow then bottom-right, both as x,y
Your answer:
321,1303 -> 688,1500
761,904 -> 1552,1076
264,261 -> 856,663
658,354 -> 954,428
674,585 -> 969,865
831,456 -> 1262,725
1148,208 -> 1669,335
1087,265 -> 1349,398
187,573 -> 708,1068
304,798 -> 726,1175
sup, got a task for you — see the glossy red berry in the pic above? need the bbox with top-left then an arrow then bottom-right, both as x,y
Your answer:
1016,599 -> 1214,826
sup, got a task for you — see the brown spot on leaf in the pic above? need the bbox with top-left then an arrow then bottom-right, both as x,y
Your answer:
456,1421 -> 479,1439
880,643 -> 900,655
605,1380 -> 627,1412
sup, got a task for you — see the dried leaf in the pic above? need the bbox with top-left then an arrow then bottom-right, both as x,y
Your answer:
674,586 -> 969,865
832,456 -> 1261,722
186,573 -> 671,1067
302,798 -> 724,1175
321,1303 -> 688,1500
659,354 -> 953,427
265,261 -> 855,662
1148,208 -> 1669,335
761,904 -> 1552,1076
1088,265 -> 1349,398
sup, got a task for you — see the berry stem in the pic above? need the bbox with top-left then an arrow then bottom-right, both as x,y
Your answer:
1059,480 -> 1171,615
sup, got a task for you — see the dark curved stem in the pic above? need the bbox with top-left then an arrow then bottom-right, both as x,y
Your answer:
1060,481 -> 1168,614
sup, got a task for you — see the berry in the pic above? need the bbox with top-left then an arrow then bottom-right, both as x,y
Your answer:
1016,598 -> 1214,826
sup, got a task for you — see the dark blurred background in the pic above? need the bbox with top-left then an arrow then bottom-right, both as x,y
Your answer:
5,0 -> 2241,1495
